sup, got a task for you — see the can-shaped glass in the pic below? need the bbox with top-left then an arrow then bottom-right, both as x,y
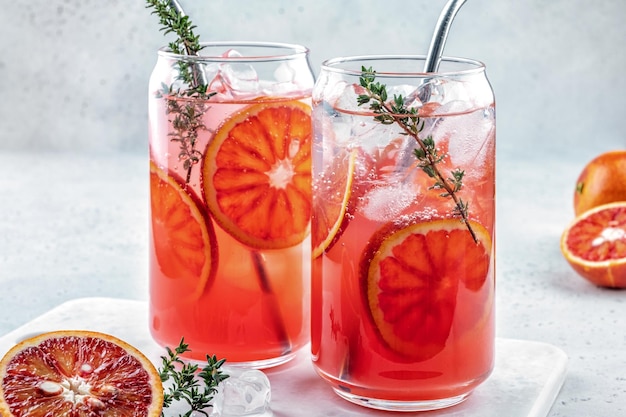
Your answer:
148,42 -> 315,368
311,56 -> 496,411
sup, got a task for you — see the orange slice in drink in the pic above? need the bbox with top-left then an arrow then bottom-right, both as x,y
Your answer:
150,161 -> 217,299
202,101 -> 312,250
561,201 -> 626,288
361,219 -> 492,361
312,150 -> 358,258
0,330 -> 163,416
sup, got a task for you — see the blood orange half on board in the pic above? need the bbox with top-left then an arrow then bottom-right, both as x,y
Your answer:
0,330 -> 163,416
561,201 -> 626,288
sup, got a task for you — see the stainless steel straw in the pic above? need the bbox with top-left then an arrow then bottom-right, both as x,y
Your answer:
423,0 -> 468,73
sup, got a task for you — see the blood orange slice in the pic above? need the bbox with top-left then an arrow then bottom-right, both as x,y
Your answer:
312,150 -> 357,258
202,100 -> 312,250
362,219 -> 492,361
0,330 -> 163,416
561,201 -> 626,288
150,161 -> 217,299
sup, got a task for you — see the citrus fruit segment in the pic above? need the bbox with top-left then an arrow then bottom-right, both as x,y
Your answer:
202,100 -> 312,250
361,219 -> 492,361
150,161 -> 217,299
0,330 -> 163,417
574,150 -> 626,216
312,150 -> 357,258
561,201 -> 626,288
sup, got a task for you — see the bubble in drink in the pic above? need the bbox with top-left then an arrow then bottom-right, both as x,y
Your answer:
212,368 -> 273,417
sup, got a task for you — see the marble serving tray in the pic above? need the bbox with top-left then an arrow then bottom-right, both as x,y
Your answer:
0,298 -> 568,417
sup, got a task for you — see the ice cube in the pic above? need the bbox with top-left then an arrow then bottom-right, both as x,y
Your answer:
218,50 -> 260,97
333,82 -> 364,113
273,61 -> 296,83
257,61 -> 301,96
361,182 -> 419,222
431,104 -> 495,169
211,368 -> 272,417
385,83 -> 422,109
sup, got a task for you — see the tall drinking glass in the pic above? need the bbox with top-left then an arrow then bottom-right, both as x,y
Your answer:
311,56 -> 496,410
148,42 -> 315,368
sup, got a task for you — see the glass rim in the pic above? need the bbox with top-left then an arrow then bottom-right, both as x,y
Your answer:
158,41 -> 310,62
320,55 -> 486,77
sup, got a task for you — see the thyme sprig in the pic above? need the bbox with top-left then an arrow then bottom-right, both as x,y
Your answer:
159,338 -> 229,417
146,0 -> 209,95
156,83 -> 208,183
147,0 -> 213,182
357,66 -> 477,242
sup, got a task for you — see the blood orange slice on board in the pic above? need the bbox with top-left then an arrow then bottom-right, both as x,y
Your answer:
150,161 -> 217,299
202,101 -> 312,250
362,219 -> 492,361
561,201 -> 626,288
0,330 -> 163,416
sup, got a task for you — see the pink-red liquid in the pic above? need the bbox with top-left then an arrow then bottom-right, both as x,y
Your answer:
149,95 -> 311,365
311,103 -> 496,403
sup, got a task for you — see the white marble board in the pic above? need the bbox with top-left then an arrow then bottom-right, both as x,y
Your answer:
0,298 -> 568,417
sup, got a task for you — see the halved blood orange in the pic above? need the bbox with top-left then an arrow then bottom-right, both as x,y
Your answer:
0,330 -> 163,416
361,219 -> 492,361
312,150 -> 357,258
202,100 -> 312,250
150,161 -> 217,299
561,201 -> 626,288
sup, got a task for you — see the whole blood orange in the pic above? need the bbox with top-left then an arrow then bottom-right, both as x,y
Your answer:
150,161 -> 217,300
361,219 -> 492,361
0,330 -> 163,416
202,100 -> 312,250
561,201 -> 626,288
574,150 -> 626,216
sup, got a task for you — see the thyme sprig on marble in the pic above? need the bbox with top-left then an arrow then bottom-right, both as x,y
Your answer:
147,0 -> 213,182
357,66 -> 477,242
159,338 -> 229,417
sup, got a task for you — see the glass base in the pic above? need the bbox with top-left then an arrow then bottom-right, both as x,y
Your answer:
189,351 -> 297,370
332,387 -> 470,412
226,351 -> 297,370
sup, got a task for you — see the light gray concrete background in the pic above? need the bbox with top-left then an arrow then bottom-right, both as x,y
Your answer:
0,0 -> 624,156
0,1 -> 625,416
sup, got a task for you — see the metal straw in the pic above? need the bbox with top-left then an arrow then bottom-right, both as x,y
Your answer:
168,0 -> 186,17
166,0 -> 291,352
167,0 -> 208,87
423,0 -> 468,73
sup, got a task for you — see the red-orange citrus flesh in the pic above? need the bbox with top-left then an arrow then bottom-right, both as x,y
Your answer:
574,150 -> 626,216
362,219 -> 492,361
0,330 -> 163,417
202,101 -> 312,250
561,201 -> 626,288
312,150 -> 357,258
150,161 -> 217,299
